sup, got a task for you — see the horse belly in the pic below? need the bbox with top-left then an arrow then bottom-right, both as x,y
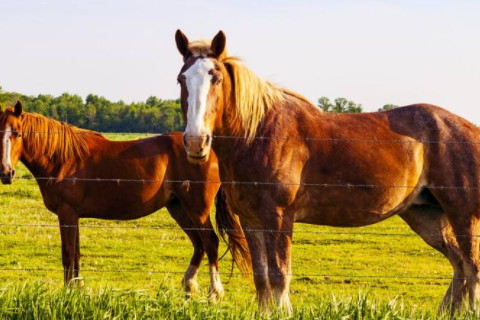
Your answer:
78,182 -> 170,220
293,175 -> 423,227
293,136 -> 425,227
294,203 -> 407,227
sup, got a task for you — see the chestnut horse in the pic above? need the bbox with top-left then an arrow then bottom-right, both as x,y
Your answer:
0,101 -> 250,300
175,30 -> 480,313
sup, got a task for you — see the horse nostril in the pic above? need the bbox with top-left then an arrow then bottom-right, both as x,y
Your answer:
11,170 -> 15,177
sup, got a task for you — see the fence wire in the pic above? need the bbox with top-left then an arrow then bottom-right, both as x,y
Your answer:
0,223 -> 478,239
6,175 -> 480,191
2,130 -> 480,145
0,267 -> 457,281
0,131 -> 476,283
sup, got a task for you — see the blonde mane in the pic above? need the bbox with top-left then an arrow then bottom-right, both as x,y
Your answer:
188,40 -> 316,141
223,57 -> 319,141
20,112 -> 101,177
222,57 -> 286,141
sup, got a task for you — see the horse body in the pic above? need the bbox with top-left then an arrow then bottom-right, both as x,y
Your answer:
175,30 -> 480,313
26,133 -> 210,220
0,103 -> 250,299
218,104 -> 432,228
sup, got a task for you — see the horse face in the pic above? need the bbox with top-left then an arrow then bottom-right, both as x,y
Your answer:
0,101 -> 24,184
176,30 -> 226,163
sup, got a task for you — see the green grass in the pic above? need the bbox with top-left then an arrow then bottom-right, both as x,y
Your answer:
2,284 -> 480,320
0,133 -> 461,318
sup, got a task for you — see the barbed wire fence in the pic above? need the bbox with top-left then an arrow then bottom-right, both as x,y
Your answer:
0,131 -> 475,282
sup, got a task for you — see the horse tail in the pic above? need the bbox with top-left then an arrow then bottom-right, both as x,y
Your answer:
215,187 -> 252,276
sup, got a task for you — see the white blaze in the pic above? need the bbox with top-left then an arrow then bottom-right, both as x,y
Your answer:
2,125 -> 12,171
183,58 -> 215,137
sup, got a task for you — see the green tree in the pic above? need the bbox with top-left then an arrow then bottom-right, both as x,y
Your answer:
318,97 -> 363,113
377,104 -> 399,112
0,90 -> 184,133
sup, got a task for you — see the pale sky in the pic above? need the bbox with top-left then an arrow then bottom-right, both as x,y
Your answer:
2,0 -> 480,123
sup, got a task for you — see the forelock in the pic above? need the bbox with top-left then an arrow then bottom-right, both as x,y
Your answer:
188,40 -> 213,57
0,107 -> 18,126
188,39 -> 228,59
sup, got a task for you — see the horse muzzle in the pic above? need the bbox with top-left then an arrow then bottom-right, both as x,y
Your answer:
0,170 -> 15,185
183,134 -> 212,163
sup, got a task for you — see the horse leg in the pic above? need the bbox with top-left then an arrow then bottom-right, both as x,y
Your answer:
446,213 -> 480,309
259,206 -> 293,315
185,210 -> 224,301
175,182 -> 228,301
72,227 -> 84,287
74,229 -> 80,278
399,206 -> 466,312
241,219 -> 272,312
167,201 -> 205,296
204,220 -> 223,302
57,205 -> 80,286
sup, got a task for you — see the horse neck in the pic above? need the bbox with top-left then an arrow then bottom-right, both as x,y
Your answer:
19,116 -> 90,178
216,77 -> 248,140
20,137 -> 59,178
213,86 -> 265,163
212,86 -> 243,158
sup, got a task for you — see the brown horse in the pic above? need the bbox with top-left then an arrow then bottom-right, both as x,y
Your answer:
0,101 -> 250,299
175,30 -> 480,313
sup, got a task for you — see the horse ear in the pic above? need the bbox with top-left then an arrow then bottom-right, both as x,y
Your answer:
211,30 -> 226,58
14,101 -> 23,117
175,29 -> 190,58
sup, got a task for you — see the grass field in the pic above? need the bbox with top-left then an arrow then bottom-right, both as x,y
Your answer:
0,133 -> 473,319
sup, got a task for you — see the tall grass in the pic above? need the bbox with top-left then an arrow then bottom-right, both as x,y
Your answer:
0,283 -> 478,320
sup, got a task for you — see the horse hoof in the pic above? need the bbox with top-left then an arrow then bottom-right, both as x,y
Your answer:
68,277 -> 85,289
182,279 -> 199,296
208,288 -> 225,303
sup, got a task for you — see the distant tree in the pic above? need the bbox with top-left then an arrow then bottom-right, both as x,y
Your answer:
85,104 -> 97,128
317,97 -> 331,111
0,90 -> 184,133
146,96 -> 159,107
377,104 -> 399,112
318,97 -> 363,113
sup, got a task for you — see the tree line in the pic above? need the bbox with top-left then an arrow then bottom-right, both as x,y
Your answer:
0,88 -> 184,133
317,96 -> 398,113
0,87 -> 398,133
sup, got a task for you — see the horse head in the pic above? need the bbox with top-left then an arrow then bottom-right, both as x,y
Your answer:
0,101 -> 24,184
175,29 -> 228,163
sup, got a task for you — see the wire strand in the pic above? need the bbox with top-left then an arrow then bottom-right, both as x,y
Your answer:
1,130 -> 480,145
1,223 -> 477,238
0,267 -> 457,280
7,175 -> 480,190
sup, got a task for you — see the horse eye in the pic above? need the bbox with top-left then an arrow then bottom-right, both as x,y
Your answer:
212,74 -> 222,85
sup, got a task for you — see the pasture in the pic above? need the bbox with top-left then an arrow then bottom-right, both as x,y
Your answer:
0,133 -> 473,319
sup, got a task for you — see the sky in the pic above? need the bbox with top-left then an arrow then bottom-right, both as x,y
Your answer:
1,0 -> 480,122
